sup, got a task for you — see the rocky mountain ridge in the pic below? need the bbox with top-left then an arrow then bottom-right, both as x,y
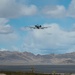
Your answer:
0,51 -> 75,65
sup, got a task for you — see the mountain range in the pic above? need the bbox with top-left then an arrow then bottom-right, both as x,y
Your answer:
0,51 -> 75,65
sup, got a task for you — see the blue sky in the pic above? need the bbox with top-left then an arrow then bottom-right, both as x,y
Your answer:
0,0 -> 75,54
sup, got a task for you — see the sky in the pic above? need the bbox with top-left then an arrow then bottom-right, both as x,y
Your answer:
0,0 -> 75,54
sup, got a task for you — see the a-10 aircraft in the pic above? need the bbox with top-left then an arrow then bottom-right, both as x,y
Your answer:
23,24 -> 51,30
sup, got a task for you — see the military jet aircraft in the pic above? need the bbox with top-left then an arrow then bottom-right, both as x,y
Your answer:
23,24 -> 51,30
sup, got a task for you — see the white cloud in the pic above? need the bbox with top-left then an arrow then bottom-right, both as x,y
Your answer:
0,18 -> 19,43
42,5 -> 66,18
0,0 -> 38,18
42,0 -> 75,18
0,18 -> 13,34
67,0 -> 75,18
0,0 -> 74,18
0,48 -> 8,51
21,5 -> 38,16
23,23 -> 75,54
11,46 -> 20,51
0,33 -> 18,43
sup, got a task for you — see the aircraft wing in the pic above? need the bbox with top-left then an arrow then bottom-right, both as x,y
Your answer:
41,26 -> 51,29
29,27 -> 36,29
21,26 -> 36,31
